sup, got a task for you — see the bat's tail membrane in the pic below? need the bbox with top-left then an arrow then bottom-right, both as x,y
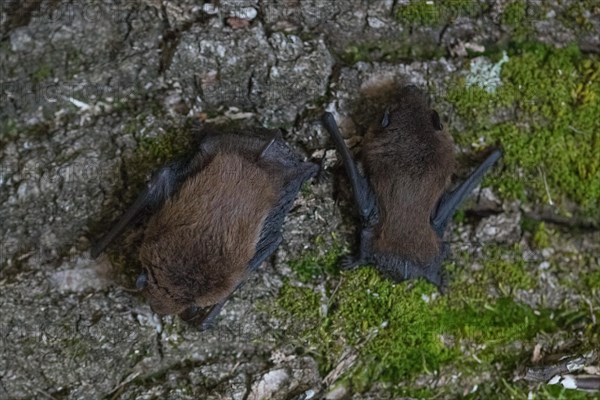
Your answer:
432,147 -> 503,236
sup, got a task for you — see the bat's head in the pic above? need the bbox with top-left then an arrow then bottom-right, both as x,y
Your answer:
136,245 -> 234,317
379,85 -> 447,141
364,85 -> 455,178
135,268 -> 195,316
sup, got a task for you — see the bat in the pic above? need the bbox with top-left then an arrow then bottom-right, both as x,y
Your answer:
91,129 -> 319,329
322,85 -> 502,288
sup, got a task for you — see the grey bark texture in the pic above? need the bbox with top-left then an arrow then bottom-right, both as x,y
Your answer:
1,1 -> 599,399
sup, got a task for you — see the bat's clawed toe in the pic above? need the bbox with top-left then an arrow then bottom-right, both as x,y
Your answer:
136,272 -> 149,290
340,255 -> 363,271
89,244 -> 102,260
312,157 -> 331,185
424,265 -> 446,294
178,305 -> 211,330
199,320 -> 217,332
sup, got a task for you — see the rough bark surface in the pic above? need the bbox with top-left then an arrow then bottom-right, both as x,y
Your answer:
1,1 -> 599,399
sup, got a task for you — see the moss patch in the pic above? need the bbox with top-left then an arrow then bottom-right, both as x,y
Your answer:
446,42 -> 600,217
501,0 -> 527,27
287,237 -> 343,282
340,38 -> 444,65
558,1 -> 600,32
121,113 -> 193,191
395,0 -> 483,27
276,241 -> 564,395
129,128 -> 191,174
31,64 -> 52,83
448,244 -> 538,300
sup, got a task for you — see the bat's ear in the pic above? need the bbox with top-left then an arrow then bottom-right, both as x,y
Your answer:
136,271 -> 148,290
381,109 -> 390,128
273,129 -> 284,139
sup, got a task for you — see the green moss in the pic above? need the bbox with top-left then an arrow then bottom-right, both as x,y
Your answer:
447,42 -> 600,217
445,297 -> 553,351
532,222 -> 552,249
277,284 -> 322,324
122,117 -> 193,191
452,208 -> 466,224
501,0 -> 527,27
500,0 -> 535,41
340,38 -> 443,65
134,130 -> 190,167
469,379 -> 600,399
277,242 -> 556,394
583,269 -> 600,293
448,244 -> 537,300
538,386 -> 600,399
341,44 -> 375,65
287,237 -> 343,282
395,0 -> 480,26
559,1 -> 599,31
300,180 -> 313,197
520,217 -> 554,249
31,64 -> 52,82
395,1 -> 440,26
521,215 -> 538,234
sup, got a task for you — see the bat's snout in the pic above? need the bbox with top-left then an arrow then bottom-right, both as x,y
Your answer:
136,271 -> 148,290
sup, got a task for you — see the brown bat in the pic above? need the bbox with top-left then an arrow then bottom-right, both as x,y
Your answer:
92,130 -> 318,329
322,85 -> 502,288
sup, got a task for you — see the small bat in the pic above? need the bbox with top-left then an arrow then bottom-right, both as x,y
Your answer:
91,129 -> 319,329
322,85 -> 502,288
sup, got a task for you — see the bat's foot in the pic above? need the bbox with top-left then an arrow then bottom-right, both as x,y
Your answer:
374,253 -> 448,291
307,151 -> 333,185
340,255 -> 363,271
314,170 -> 331,186
179,301 -> 227,331
436,266 -> 450,294
312,156 -> 330,185
89,243 -> 102,259
199,320 -> 216,332
179,305 -> 215,330
426,266 -> 445,293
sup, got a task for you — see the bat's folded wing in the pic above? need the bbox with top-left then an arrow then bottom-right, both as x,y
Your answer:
432,147 -> 503,237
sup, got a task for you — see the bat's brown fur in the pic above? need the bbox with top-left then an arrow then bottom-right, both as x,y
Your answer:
362,87 -> 455,265
139,151 -> 282,315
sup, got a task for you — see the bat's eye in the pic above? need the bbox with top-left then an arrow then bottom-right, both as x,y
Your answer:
381,110 -> 390,128
136,271 -> 148,290
431,110 -> 443,131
